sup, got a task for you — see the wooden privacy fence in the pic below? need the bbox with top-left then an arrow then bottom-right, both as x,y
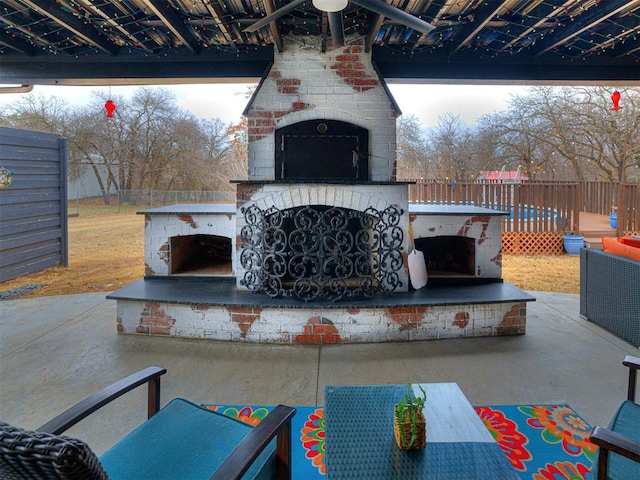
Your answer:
408,180 -> 639,255
0,127 -> 69,281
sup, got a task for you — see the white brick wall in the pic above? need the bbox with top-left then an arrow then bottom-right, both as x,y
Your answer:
144,213 -> 236,276
410,214 -> 503,279
246,37 -> 399,181
116,299 -> 525,343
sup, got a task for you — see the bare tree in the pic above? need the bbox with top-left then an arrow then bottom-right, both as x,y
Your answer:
477,107 -> 562,181
428,113 -> 479,181
2,87 -> 243,202
396,114 -> 431,180
492,86 -> 640,181
223,117 -> 248,183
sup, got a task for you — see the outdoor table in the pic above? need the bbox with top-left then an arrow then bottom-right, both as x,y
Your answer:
324,383 -> 519,479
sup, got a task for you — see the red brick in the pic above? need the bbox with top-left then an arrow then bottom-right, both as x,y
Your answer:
331,62 -> 357,71
295,317 -> 343,343
255,118 -> 274,126
312,324 -> 339,334
291,102 -> 311,110
335,54 -> 360,62
249,110 -> 273,118
178,214 -> 196,228
388,306 -> 415,315
150,326 -> 171,335
280,86 -> 299,94
496,325 -> 526,335
353,78 -> 379,85
228,307 -> 262,339
453,311 -> 469,328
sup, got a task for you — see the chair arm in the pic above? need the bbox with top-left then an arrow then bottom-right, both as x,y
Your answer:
591,426 -> 640,479
38,366 -> 167,435
623,355 -> 640,402
210,404 -> 296,480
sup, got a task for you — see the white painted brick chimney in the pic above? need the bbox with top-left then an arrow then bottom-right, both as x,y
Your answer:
244,37 -> 400,181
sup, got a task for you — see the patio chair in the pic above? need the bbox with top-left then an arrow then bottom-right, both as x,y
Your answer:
590,355 -> 640,480
0,366 -> 295,480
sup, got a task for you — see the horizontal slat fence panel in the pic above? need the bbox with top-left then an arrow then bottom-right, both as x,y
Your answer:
0,126 -> 68,282
0,241 -> 62,269
0,215 -> 61,237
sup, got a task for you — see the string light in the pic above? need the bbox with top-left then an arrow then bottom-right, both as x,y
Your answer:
0,0 -> 638,60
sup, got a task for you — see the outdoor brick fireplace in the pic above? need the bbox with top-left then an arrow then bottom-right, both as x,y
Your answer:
109,36 -> 533,343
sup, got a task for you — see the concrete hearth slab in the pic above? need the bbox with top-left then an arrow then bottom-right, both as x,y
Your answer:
107,278 -> 534,308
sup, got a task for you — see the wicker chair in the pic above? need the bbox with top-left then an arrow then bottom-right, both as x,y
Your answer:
579,248 -> 640,347
590,355 -> 640,479
0,366 -> 295,480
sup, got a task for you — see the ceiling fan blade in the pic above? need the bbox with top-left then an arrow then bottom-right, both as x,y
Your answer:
350,0 -> 435,34
244,0 -> 309,32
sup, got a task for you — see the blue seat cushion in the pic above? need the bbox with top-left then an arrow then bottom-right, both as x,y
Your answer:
602,400 -> 640,480
100,398 -> 275,480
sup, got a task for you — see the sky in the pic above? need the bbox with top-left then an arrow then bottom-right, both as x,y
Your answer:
0,82 -> 533,129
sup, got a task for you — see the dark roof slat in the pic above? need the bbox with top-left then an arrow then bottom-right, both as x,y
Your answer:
80,1 -> 153,53
531,0 -> 640,57
140,0 -> 201,53
448,0 -> 510,54
365,13 -> 384,52
0,31 -> 37,54
18,0 -> 119,54
263,0 -> 284,52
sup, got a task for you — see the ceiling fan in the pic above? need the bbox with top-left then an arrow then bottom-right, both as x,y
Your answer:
243,0 -> 435,35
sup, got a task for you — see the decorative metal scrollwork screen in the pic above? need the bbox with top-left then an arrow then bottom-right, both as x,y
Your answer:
240,205 -> 404,301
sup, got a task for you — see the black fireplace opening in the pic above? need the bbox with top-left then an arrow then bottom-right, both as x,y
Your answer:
275,119 -> 369,181
414,236 -> 475,278
170,234 -> 232,276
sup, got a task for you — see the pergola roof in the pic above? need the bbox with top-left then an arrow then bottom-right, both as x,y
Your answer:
1,0 -> 639,86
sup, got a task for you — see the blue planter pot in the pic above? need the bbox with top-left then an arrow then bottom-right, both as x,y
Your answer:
609,213 -> 617,229
562,235 -> 584,256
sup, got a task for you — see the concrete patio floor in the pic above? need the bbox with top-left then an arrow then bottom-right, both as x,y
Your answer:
1,290 -> 638,456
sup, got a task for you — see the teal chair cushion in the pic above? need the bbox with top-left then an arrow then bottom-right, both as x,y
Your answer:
100,398 -> 275,480
602,400 -> 640,480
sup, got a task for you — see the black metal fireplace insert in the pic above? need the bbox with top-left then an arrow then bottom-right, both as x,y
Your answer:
239,204 -> 403,301
275,119 -> 369,181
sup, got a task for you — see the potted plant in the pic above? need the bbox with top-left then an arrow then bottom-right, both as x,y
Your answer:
393,383 -> 427,449
562,231 -> 584,256
558,216 -> 584,256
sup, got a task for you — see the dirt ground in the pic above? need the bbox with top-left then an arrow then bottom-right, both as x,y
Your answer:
0,212 -> 580,299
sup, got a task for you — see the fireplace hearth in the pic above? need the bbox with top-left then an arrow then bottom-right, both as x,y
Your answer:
108,36 -> 534,343
415,236 -> 475,278
170,234 -> 232,276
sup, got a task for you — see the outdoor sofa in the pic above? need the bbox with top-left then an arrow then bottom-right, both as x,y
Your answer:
580,245 -> 640,347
